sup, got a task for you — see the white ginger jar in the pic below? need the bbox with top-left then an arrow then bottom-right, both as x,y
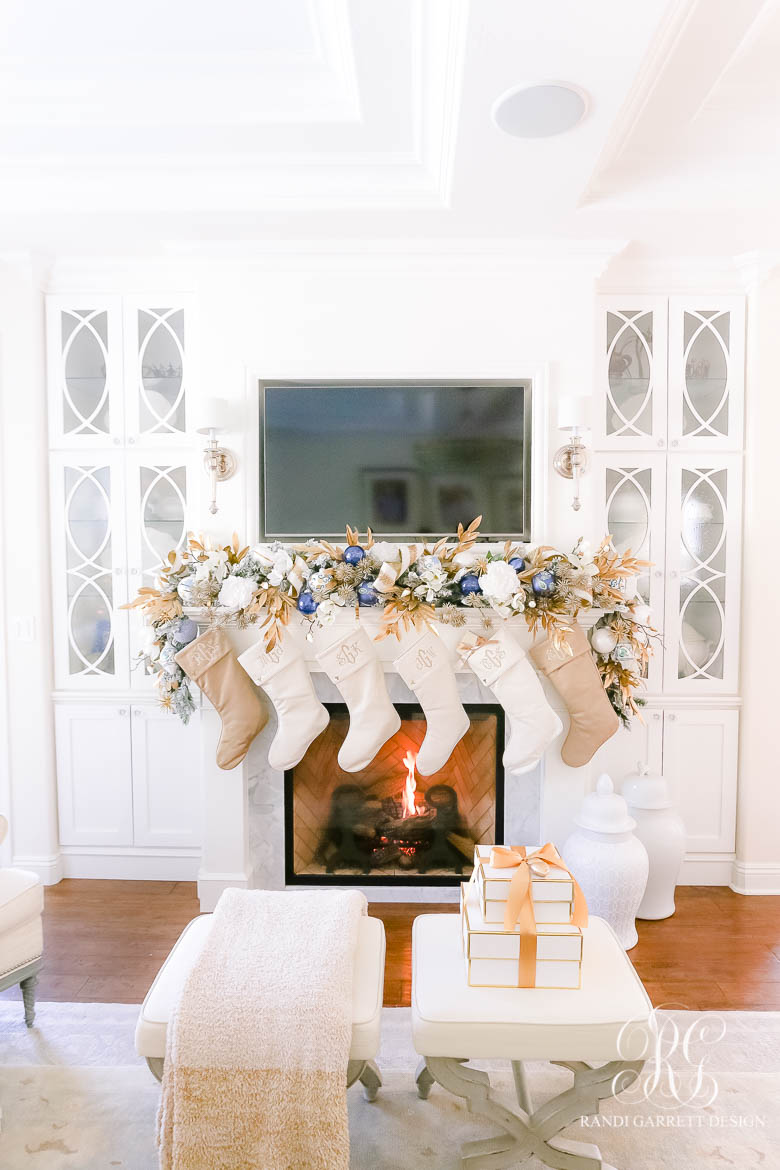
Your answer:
622,762 -> 685,921
562,773 -> 649,950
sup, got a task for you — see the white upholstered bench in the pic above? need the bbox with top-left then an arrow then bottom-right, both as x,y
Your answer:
0,816 -> 44,1027
412,914 -> 653,1170
135,912 -> 386,1100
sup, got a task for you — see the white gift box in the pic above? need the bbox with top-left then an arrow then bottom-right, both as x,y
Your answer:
473,844 -> 575,926
461,882 -> 583,989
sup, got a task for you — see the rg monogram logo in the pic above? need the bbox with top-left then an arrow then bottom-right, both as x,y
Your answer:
415,648 -> 435,670
480,647 -> 506,671
336,640 -> 362,667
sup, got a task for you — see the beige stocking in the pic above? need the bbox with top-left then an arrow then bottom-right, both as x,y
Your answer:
175,628 -> 268,770
530,624 -> 619,767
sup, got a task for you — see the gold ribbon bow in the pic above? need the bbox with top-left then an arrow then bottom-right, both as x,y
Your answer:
456,632 -> 497,657
488,843 -> 588,988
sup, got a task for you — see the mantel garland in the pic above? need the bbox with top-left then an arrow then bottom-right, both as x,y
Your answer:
122,519 -> 656,728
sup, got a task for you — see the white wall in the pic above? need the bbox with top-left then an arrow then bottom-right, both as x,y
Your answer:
0,256 -> 60,879
734,264 -> 780,890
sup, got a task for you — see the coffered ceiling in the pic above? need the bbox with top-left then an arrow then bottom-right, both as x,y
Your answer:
0,0 -> 778,257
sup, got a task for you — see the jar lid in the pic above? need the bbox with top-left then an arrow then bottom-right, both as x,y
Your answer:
575,773 -> 636,834
622,761 -> 674,810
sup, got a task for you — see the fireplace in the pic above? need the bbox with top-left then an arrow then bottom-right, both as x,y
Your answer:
284,703 -> 505,886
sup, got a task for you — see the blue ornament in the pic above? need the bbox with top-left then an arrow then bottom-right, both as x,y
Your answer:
174,617 -> 198,645
357,582 -> 379,607
296,591 -> 319,615
343,545 -> 365,566
508,557 -> 526,572
531,569 -> 556,596
460,573 -> 482,596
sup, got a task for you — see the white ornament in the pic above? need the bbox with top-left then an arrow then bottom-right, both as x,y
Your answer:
622,762 -> 685,920
630,603 -> 652,626
217,575 -> 257,611
590,626 -> 618,655
562,773 -> 649,950
176,577 -> 195,604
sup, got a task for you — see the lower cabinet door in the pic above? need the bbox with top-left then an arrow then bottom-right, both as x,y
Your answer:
130,705 -> 202,847
662,707 -> 738,853
55,703 -> 133,845
592,707 -> 664,783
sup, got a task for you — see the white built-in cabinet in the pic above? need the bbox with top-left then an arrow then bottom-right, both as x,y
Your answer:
47,295 -> 201,875
593,295 -> 745,881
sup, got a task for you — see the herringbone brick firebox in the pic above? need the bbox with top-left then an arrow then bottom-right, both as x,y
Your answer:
284,703 -> 505,886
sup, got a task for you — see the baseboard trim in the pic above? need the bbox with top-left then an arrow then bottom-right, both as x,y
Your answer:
59,847 -> 200,881
678,854 -> 735,885
197,870 -> 252,912
730,861 -> 780,895
12,853 -> 63,886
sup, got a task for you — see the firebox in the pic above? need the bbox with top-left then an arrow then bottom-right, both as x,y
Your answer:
284,703 -> 505,886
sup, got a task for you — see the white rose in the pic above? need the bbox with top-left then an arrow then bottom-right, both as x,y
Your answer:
217,575 -> 258,611
141,625 -> 161,660
480,561 -> 522,606
194,548 -> 229,583
268,549 -> 293,587
418,568 -> 448,601
316,599 -> 337,626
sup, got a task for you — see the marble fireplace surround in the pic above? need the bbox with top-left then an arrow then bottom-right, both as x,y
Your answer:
193,609 -> 599,911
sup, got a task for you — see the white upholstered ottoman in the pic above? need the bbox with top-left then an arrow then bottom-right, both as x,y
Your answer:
412,914 -> 653,1170
0,817 -> 44,1027
135,912 -> 386,1100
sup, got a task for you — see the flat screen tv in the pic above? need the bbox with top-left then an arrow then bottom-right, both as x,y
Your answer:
259,380 -> 532,540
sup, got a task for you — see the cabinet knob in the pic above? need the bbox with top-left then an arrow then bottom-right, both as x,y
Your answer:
129,567 -> 139,576
118,707 -> 127,716
654,570 -> 662,578
657,439 -> 664,448
133,708 -> 142,717
113,566 -> 124,576
652,712 -> 661,720
670,570 -> 678,579
667,713 -> 676,722
671,439 -> 679,448
128,436 -> 136,445
113,436 -> 121,446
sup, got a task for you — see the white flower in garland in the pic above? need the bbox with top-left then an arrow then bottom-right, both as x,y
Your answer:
415,568 -> 448,602
194,548 -> 229,583
479,560 -> 522,607
217,575 -> 258,611
510,592 -> 526,613
316,598 -> 337,626
267,549 -> 293,587
141,625 -> 161,661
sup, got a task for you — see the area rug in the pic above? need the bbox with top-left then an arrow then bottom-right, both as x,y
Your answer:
0,1002 -> 778,1169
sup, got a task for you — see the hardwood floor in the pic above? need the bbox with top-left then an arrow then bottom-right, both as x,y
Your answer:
1,880 -> 779,1011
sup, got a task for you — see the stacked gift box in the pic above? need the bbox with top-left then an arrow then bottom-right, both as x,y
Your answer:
460,844 -> 586,989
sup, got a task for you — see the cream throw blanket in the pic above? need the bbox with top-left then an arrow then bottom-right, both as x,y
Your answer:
157,888 -> 367,1170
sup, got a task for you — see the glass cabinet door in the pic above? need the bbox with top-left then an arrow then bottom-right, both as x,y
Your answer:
46,297 -> 123,447
663,454 -> 742,693
50,454 -> 129,689
594,453 -> 666,693
124,454 -> 192,687
123,297 -> 193,444
668,297 -> 745,450
594,297 -> 668,449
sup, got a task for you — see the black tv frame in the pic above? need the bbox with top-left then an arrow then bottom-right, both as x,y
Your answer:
257,378 -> 533,541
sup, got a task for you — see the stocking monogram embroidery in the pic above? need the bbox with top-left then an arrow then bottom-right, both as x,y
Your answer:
336,640 -> 362,667
415,647 -> 435,671
479,646 -> 506,671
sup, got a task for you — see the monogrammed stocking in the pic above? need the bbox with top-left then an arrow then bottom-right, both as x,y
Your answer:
315,625 -> 400,772
393,628 -> 469,775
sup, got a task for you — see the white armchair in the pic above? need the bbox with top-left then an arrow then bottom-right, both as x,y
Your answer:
0,815 -> 44,1026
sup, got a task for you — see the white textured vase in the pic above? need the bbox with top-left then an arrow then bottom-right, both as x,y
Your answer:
622,763 -> 685,921
562,774 -> 649,950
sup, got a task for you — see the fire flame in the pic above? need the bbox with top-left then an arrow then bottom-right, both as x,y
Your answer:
400,750 -> 418,819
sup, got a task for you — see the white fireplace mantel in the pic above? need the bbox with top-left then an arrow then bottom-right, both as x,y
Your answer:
189,608 -> 604,910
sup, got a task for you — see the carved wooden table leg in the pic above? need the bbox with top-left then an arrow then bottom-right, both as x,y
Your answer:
20,973 -> 38,1028
422,1056 -> 644,1170
346,1058 -> 382,1101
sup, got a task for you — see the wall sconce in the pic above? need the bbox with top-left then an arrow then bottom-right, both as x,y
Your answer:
195,397 -> 237,515
553,395 -> 591,512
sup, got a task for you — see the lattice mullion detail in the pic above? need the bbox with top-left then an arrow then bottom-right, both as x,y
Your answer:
677,468 -> 727,681
605,467 -> 651,559
136,309 -> 186,434
606,311 -> 654,437
682,311 -> 730,437
60,310 -> 110,435
64,465 -> 115,678
139,464 -> 188,583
